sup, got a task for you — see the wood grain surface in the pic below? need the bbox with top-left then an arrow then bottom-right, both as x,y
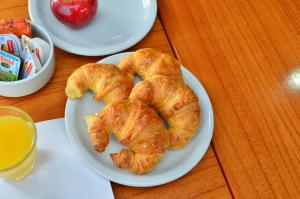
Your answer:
158,0 -> 300,198
0,1 -> 233,199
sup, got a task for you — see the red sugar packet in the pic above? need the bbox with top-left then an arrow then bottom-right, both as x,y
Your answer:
0,18 -> 31,38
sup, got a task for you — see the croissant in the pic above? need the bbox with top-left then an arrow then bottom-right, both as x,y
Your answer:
65,63 -> 133,103
86,100 -> 167,174
119,48 -> 183,81
129,76 -> 201,149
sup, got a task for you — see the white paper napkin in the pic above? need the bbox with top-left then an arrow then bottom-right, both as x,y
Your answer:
0,118 -> 114,199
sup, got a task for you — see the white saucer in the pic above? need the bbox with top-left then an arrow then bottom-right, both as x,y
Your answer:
29,0 -> 157,56
64,52 -> 214,187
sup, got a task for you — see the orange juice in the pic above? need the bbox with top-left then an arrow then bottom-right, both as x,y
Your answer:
0,107 -> 37,180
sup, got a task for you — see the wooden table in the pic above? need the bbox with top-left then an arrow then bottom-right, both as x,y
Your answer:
1,0 -> 299,198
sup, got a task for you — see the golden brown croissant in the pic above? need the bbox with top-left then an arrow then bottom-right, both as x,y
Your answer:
65,63 -> 133,103
119,48 -> 183,81
86,100 -> 167,174
129,76 -> 201,149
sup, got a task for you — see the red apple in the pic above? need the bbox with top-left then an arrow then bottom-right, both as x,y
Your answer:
50,0 -> 98,28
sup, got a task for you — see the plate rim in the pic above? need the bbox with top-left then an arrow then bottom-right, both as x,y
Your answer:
28,0 -> 157,56
64,52 -> 214,187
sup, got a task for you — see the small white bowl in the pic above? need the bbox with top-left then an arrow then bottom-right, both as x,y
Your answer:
0,22 -> 55,97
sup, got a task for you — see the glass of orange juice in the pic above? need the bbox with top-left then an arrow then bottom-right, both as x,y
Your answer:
0,106 -> 37,180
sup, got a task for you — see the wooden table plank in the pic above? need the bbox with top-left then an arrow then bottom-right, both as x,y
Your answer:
0,1 -> 232,198
158,0 -> 300,198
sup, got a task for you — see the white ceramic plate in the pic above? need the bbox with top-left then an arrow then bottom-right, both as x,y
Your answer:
65,52 -> 214,187
29,0 -> 157,56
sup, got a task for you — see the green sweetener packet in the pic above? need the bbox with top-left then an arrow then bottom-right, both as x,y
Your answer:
0,49 -> 21,81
